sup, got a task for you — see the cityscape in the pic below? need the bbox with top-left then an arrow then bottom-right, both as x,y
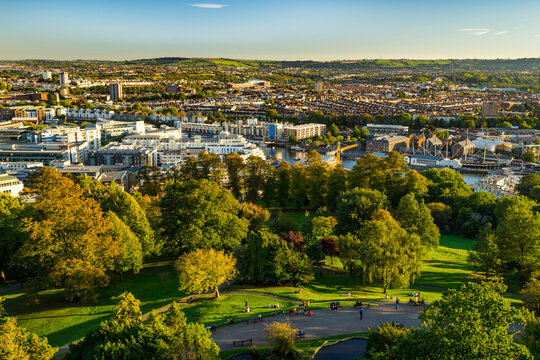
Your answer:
1,1 -> 540,360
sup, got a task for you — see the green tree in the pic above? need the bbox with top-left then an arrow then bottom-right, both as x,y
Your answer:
180,156 -> 199,180
519,316 -> 540,359
0,194 -> 27,283
240,232 -> 313,285
335,188 -> 388,235
277,162 -> 291,207
326,165 -> 348,209
244,155 -> 270,203
311,216 -> 337,238
305,161 -> 328,208
517,174 -> 540,201
198,151 -> 225,183
350,152 -> 426,206
0,297 -> 56,360
224,153 -> 245,199
423,168 -> 472,209
467,226 -> 502,280
522,280 -> 540,316
339,210 -> 423,293
105,212 -> 143,276
176,249 -> 237,297
365,322 -> 412,359
385,282 -> 531,360
426,202 -> 452,230
160,180 -> 249,253
68,294 -> 219,360
495,196 -> 540,284
395,193 -> 440,249
262,166 -> 278,207
523,150 -> 536,163
289,164 -> 308,207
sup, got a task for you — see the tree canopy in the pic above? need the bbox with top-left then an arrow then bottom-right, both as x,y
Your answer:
160,179 -> 249,253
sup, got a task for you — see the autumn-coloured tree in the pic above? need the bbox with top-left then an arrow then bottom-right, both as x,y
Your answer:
320,236 -> 339,264
175,249 -> 237,297
16,167 -> 121,302
281,231 -> 305,252
265,322 -> 297,357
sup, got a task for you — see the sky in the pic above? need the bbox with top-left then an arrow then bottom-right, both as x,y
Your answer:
1,0 -> 540,61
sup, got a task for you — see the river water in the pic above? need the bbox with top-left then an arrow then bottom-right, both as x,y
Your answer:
262,146 -> 485,186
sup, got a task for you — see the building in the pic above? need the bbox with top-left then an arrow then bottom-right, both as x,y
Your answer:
282,123 -> 326,140
452,139 -> 475,157
229,79 -> 270,89
481,102 -> 499,118
88,143 -> 156,166
0,142 -> 87,164
366,124 -> 409,136
366,135 -> 410,153
59,72 -> 69,86
110,83 -> 123,101
314,82 -> 324,93
66,108 -> 115,120
42,71 -> 52,80
406,154 -> 461,169
0,173 -> 24,196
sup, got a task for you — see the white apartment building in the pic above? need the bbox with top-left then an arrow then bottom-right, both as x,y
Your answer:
0,173 -> 25,196
59,72 -> 69,85
31,125 -> 102,150
66,108 -> 115,120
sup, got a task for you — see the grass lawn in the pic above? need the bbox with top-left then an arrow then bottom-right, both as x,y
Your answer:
229,234 -> 479,304
417,234 -> 478,291
2,259 -> 181,348
279,210 -> 314,230
181,293 -> 297,328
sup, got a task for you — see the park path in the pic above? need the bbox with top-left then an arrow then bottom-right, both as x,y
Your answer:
54,291 -> 423,356
0,283 -> 21,293
211,302 -> 424,351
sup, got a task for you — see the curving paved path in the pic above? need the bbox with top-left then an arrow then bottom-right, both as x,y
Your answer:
211,302 -> 424,351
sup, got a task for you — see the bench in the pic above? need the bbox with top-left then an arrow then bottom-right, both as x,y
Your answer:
233,339 -> 253,347
246,317 -> 264,324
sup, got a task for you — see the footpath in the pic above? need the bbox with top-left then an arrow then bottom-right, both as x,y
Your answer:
212,302 -> 423,351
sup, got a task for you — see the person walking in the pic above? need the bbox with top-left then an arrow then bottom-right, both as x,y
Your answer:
359,307 -> 364,320
396,297 -> 400,309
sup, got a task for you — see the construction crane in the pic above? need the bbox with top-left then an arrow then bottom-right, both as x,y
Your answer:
335,142 -> 358,166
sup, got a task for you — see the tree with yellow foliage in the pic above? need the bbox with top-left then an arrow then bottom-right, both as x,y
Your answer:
175,249 -> 237,298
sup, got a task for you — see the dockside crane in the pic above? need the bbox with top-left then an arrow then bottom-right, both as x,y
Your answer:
335,142 -> 358,166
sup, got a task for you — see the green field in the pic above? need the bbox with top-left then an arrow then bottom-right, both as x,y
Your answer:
181,293 -> 297,327
2,260 -> 181,348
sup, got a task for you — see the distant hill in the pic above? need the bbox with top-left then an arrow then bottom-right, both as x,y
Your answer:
4,57 -> 540,73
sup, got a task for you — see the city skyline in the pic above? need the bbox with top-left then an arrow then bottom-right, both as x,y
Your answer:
2,0 -> 540,60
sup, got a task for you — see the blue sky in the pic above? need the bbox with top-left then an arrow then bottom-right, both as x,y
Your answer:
1,0 -> 539,60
